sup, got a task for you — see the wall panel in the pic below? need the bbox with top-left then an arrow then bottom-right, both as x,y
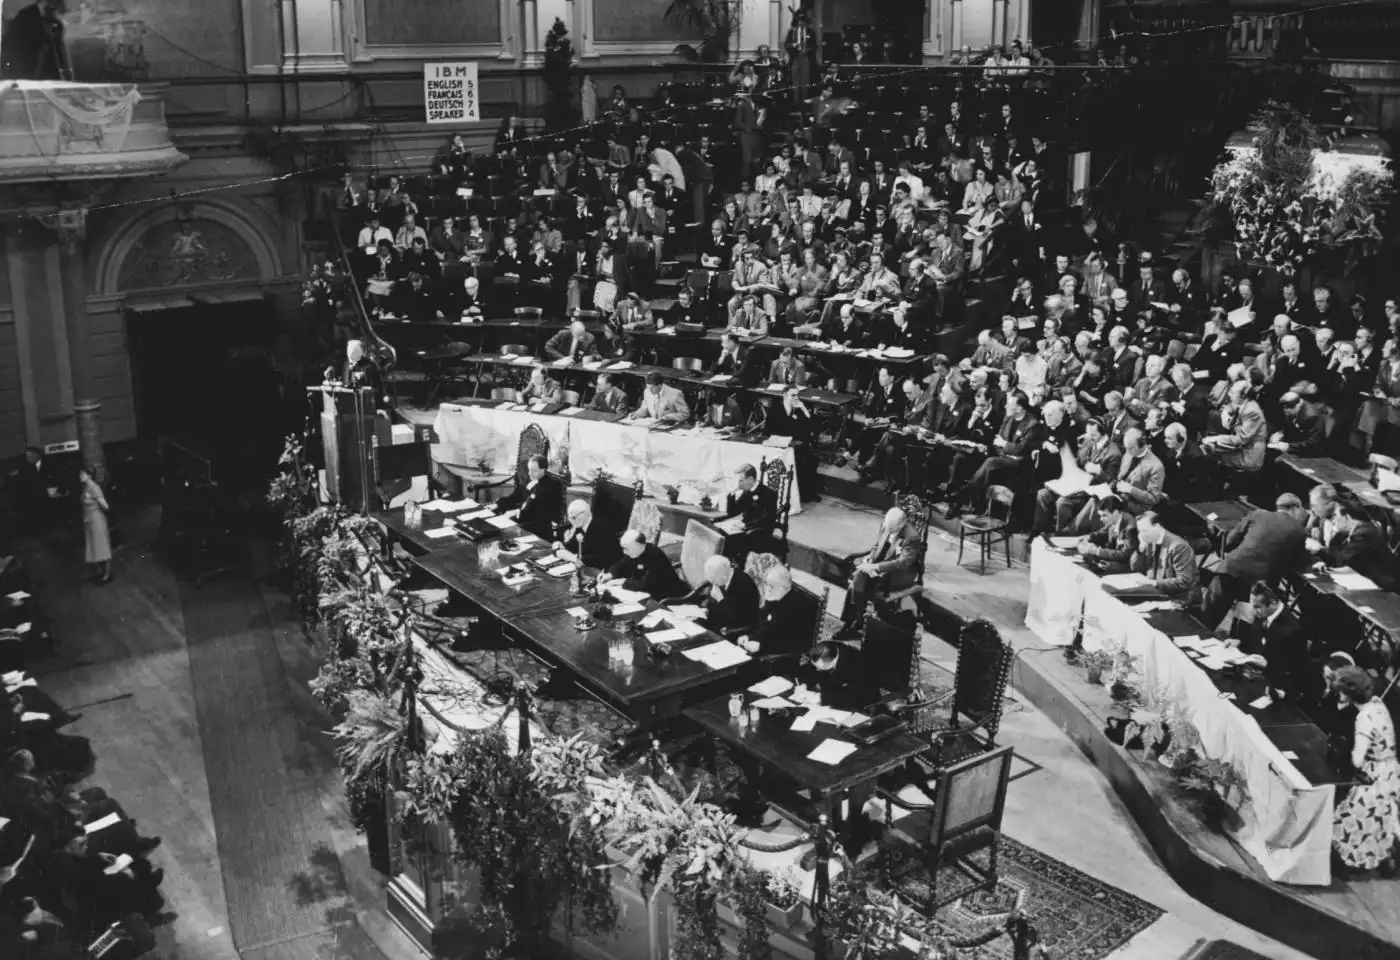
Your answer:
0,315 -> 23,458
88,303 -> 137,444
594,0 -> 700,43
362,0 -> 502,46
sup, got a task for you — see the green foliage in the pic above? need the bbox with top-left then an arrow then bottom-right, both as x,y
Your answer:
1169,748 -> 1252,827
825,874 -> 921,960
728,864 -> 775,960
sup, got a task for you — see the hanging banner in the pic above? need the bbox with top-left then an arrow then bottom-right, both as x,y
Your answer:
424,62 -> 479,124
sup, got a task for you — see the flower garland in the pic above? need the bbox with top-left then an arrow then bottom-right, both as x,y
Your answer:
1205,101 -> 1391,274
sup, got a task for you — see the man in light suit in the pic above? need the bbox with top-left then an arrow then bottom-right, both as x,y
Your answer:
1131,511 -> 1200,604
544,319 -> 597,363
628,372 -> 690,423
520,366 -> 563,403
767,347 -> 808,387
1202,380 -> 1267,472
1070,426 -> 1163,531
838,506 -> 922,637
1200,493 -> 1308,626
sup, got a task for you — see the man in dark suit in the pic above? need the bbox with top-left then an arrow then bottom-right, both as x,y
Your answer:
588,372 -> 630,415
682,555 -> 761,635
1,0 -> 72,80
1227,582 -> 1310,703
1075,495 -> 1138,572
1274,391 -> 1328,458
799,641 -> 878,712
330,339 -> 387,407
736,565 -> 811,657
7,447 -> 60,535
1200,493 -> 1308,626
1311,502 -> 1400,592
947,390 -> 1045,517
847,366 -> 904,460
603,529 -> 686,600
553,500 -> 621,570
544,319 -> 597,363
494,455 -> 564,539
721,464 -> 778,561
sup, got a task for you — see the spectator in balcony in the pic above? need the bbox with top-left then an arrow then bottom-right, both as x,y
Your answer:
1,0 -> 72,82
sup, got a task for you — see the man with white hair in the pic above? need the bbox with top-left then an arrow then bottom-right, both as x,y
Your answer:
681,555 -> 760,634
1264,332 -> 1318,412
1105,324 -> 1137,388
1130,354 -> 1178,406
600,529 -> 685,600
737,565 -> 809,656
837,506 -> 921,637
554,499 -> 621,569
330,338 -> 386,404
545,318 -> 597,363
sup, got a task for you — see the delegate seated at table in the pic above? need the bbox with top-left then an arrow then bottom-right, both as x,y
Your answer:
1129,511 -> 1200,604
1073,495 -> 1138,573
494,456 -> 564,539
520,366 -> 563,403
1307,501 -> 1400,593
600,530 -> 686,600
678,556 -> 760,635
628,373 -> 691,423
1220,581 -> 1311,703
545,320 -> 598,363
554,500 -> 622,570
767,348 -> 808,387
588,372 -> 630,415
736,565 -> 809,656
798,641 -> 879,712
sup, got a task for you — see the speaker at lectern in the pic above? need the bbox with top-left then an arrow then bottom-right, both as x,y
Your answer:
310,384 -> 379,513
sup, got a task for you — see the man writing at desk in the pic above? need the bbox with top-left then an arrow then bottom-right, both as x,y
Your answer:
628,372 -> 690,423
494,455 -> 563,539
721,464 -> 778,562
1130,511 -> 1200,605
679,555 -> 760,634
589,372 -> 630,415
599,529 -> 686,600
1221,581 -> 1309,704
553,500 -> 621,570
799,641 -> 879,712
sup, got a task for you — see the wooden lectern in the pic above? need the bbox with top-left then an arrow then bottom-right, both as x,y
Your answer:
310,384 -> 379,514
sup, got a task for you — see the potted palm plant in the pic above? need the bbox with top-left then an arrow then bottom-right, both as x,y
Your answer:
763,868 -> 803,929
1079,649 -> 1113,686
666,0 -> 739,63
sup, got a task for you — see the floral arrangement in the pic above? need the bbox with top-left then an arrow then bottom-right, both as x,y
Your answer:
301,259 -> 353,313
1205,101 -> 1391,274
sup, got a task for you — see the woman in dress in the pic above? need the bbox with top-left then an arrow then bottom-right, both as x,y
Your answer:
963,194 -> 1004,274
960,165 -> 995,216
1331,667 -> 1400,875
78,468 -> 112,584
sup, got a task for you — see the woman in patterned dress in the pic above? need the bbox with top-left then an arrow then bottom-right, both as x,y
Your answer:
1332,667 -> 1400,874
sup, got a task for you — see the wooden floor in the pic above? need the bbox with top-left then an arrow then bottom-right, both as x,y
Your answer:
15,490 -> 1378,960
18,513 -> 420,960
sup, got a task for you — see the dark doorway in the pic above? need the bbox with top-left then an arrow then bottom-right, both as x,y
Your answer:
1032,0 -> 1085,57
125,298 -> 287,492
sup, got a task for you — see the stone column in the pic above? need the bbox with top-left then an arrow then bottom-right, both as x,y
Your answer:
924,0 -> 943,61
6,219 -> 75,450
951,0 -> 965,52
281,0 -> 348,72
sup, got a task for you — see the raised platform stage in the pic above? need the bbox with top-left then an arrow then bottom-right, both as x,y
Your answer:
653,495 -> 1400,960
393,401 -> 1398,958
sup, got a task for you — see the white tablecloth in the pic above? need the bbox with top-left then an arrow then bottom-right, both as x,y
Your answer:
1025,540 -> 1335,886
431,403 -> 802,511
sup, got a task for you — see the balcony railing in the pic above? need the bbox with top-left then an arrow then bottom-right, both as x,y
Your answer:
0,81 -> 185,182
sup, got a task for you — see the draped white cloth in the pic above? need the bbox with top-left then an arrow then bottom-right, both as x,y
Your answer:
1026,541 -> 1335,885
432,403 -> 801,510
3,82 -> 141,156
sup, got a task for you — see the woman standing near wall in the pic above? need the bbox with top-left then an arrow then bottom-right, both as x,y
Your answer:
78,467 -> 113,584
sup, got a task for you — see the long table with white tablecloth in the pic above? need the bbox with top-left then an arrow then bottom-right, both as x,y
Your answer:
1025,539 -> 1335,886
430,402 -> 803,511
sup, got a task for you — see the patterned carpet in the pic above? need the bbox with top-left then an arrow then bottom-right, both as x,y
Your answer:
887,838 -> 1163,960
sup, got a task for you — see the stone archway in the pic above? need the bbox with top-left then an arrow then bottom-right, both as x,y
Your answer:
93,198 -> 283,296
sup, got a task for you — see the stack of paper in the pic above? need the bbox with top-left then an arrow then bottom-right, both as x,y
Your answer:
566,607 -> 590,619
715,517 -> 746,535
807,739 -> 859,765
645,628 -> 687,645
1101,572 -> 1154,591
548,562 -> 578,578
640,611 -> 666,629
607,586 -> 651,604
559,407 -> 584,417
610,602 -> 647,616
1049,536 -> 1081,550
20,712 -> 49,723
487,515 -> 517,529
749,676 -> 794,697
672,619 -> 707,638
762,435 -> 793,448
790,713 -> 818,732
1330,568 -> 1380,591
460,509 -> 495,521
423,527 -> 459,540
5,591 -> 30,602
751,696 -> 795,709
83,812 -> 122,834
681,640 -> 751,670
666,604 -> 706,621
